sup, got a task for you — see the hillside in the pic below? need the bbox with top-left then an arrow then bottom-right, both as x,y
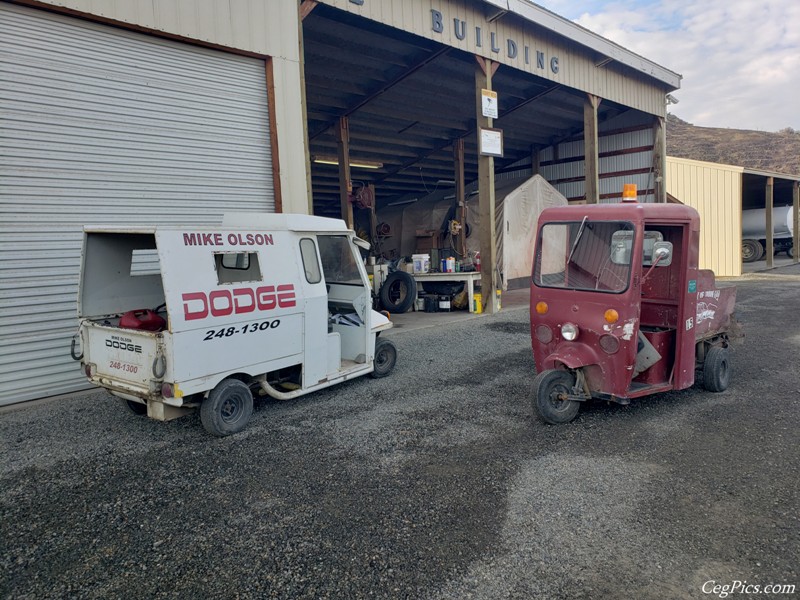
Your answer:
666,114 -> 800,176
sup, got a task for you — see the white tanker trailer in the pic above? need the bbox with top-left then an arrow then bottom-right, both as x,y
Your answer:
741,206 -> 795,262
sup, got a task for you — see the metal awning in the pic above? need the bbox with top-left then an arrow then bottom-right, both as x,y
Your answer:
303,4 -> 634,215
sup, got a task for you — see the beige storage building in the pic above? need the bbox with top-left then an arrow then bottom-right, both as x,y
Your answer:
666,157 -> 800,277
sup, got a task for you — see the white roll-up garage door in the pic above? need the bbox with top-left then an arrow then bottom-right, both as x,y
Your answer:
0,3 -> 276,405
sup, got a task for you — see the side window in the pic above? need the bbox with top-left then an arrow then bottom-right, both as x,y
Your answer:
300,238 -> 322,284
214,252 -> 262,284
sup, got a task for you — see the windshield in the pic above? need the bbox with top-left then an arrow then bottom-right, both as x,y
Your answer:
533,220 -> 634,293
318,235 -> 363,284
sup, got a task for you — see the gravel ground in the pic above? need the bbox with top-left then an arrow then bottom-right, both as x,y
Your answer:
1,273 -> 798,599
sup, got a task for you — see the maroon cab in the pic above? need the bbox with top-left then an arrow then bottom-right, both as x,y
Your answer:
529,202 -> 740,424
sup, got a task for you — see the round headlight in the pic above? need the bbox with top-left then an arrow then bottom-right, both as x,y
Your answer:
561,322 -> 579,341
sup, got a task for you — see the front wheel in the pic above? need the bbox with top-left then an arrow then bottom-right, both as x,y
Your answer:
200,378 -> 254,437
533,369 -> 580,424
371,337 -> 397,378
702,347 -> 730,392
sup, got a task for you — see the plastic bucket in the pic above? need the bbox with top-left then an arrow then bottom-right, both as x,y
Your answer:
412,253 -> 430,274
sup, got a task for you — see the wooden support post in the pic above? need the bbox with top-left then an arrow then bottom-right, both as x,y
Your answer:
368,183 -> 378,251
584,93 -> 601,204
298,3 -> 314,213
765,177 -> 774,269
530,146 -> 540,177
653,116 -> 667,203
454,137 -> 466,257
476,57 -> 499,314
794,181 -> 799,264
336,116 -> 353,228
299,0 -> 318,20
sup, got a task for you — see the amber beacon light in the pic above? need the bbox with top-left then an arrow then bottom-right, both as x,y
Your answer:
622,183 -> 638,202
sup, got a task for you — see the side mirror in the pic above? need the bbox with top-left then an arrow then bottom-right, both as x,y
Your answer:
640,241 -> 674,285
352,236 -> 371,251
652,241 -> 673,266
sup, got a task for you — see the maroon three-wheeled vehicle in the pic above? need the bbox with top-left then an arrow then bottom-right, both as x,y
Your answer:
529,201 -> 741,424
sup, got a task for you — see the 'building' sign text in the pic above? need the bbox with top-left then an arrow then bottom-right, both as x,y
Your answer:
430,10 -> 559,74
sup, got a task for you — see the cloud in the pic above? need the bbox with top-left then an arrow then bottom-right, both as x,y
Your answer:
536,0 -> 800,131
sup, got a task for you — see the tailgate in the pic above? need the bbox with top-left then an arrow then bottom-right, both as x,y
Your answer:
83,322 -> 161,390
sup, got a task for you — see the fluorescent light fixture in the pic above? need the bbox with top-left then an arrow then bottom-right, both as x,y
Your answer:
436,180 -> 456,186
312,155 -> 383,169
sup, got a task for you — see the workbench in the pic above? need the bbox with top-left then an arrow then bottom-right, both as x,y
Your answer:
411,271 -> 482,313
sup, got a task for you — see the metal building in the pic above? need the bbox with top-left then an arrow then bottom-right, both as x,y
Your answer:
666,157 -> 800,277
0,0 -> 308,405
1,0 -> 682,405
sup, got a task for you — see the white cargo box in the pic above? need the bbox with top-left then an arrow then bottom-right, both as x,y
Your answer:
74,213 -> 396,436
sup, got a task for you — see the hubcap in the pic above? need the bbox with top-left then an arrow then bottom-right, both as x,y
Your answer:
548,383 -> 572,412
220,393 -> 244,423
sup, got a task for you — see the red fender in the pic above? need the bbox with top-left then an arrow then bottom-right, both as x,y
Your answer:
542,342 -> 601,371
542,343 -> 609,395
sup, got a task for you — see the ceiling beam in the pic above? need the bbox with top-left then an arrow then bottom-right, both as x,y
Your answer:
299,0 -> 318,21
309,47 -> 450,140
373,82 -> 565,186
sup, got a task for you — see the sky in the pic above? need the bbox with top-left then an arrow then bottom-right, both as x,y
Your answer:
533,0 -> 800,132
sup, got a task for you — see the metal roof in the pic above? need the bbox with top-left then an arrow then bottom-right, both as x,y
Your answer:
667,157 -> 800,182
507,1 -> 681,89
304,4 -> 640,216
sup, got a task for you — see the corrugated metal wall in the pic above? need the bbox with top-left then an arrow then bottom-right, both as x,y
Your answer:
538,112 -> 657,203
0,3 -> 276,405
666,157 -> 743,277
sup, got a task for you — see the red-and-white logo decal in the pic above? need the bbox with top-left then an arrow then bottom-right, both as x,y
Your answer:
182,284 -> 296,321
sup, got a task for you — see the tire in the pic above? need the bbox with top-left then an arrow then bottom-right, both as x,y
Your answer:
741,239 -> 763,263
120,398 -> 147,416
200,378 -> 254,437
533,369 -> 580,424
702,347 -> 730,392
371,337 -> 397,378
380,271 -> 417,313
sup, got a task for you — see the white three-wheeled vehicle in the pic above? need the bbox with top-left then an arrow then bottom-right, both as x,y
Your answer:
72,213 -> 396,436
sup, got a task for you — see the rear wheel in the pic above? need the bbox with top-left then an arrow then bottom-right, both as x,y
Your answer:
371,337 -> 397,378
200,378 -> 254,437
703,347 -> 730,392
120,398 -> 147,416
533,369 -> 580,424
741,239 -> 763,263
